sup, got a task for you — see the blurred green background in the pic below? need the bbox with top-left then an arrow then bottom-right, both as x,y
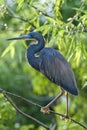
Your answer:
0,0 -> 87,129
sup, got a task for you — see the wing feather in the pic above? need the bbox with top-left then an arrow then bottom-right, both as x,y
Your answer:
40,48 -> 78,95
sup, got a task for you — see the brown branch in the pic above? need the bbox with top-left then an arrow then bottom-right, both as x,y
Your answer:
0,88 -> 56,130
49,110 -> 87,129
1,90 -> 50,130
4,90 -> 41,108
0,88 -> 87,129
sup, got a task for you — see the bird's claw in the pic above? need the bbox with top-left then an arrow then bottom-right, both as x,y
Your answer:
60,114 -> 69,120
41,107 -> 50,114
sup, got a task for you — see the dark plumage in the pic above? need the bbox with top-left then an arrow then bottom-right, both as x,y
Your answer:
8,31 -> 78,116
40,48 -> 78,95
26,32 -> 78,95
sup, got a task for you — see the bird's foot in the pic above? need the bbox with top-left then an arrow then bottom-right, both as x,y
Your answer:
41,107 -> 50,114
60,114 -> 69,120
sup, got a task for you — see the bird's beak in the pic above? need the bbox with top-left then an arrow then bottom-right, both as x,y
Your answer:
7,34 -> 31,41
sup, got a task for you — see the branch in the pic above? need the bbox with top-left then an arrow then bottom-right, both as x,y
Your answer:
0,88 -> 87,129
4,90 -> 41,108
32,5 -> 54,19
31,5 -> 59,24
0,89 -> 49,130
50,110 -> 87,129
0,88 -> 56,130
6,6 -> 36,28
6,4 -> 87,34
6,6 -> 28,22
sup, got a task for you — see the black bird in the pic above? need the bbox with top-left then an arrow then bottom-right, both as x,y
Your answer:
8,32 -> 78,117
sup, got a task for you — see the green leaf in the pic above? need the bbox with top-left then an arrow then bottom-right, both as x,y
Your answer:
1,41 -> 15,57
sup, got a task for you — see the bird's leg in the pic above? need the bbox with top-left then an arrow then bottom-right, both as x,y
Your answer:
61,91 -> 69,119
41,88 -> 64,114
65,91 -> 69,118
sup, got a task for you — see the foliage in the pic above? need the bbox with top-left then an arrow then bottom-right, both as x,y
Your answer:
0,94 -> 16,130
0,0 -> 87,129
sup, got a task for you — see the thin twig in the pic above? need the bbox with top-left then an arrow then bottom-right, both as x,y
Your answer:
5,90 -> 41,108
7,6 -> 28,22
2,90 -> 50,130
5,4 -> 87,34
6,5 -> 36,28
32,5 -> 54,19
0,88 -> 87,129
49,110 -> 87,129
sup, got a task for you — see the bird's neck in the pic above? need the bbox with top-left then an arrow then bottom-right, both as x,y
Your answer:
27,37 -> 45,70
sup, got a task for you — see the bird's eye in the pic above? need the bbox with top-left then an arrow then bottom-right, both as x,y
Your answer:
31,34 -> 33,37
29,33 -> 33,38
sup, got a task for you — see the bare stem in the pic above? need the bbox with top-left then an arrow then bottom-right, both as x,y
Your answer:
50,110 -> 87,129
2,90 -> 50,130
4,90 -> 41,108
6,6 -> 36,28
0,88 -> 87,129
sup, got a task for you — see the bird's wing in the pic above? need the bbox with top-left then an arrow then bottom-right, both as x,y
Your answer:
40,48 -> 78,95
